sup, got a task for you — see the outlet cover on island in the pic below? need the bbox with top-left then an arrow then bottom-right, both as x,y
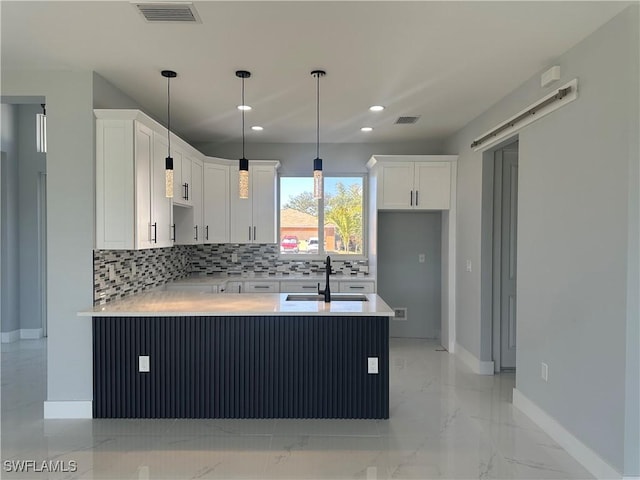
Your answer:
367,357 -> 379,374
139,356 -> 150,373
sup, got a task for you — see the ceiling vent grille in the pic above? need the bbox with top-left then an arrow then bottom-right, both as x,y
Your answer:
395,116 -> 421,125
135,3 -> 201,23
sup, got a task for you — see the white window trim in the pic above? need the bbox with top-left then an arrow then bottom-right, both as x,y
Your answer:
278,173 -> 368,260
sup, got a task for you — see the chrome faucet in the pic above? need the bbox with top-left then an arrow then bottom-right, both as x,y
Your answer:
318,256 -> 332,302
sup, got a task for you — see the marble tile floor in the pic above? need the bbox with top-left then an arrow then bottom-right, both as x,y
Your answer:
1,338 -> 593,480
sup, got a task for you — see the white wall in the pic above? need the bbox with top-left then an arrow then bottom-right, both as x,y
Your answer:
444,6 -> 639,476
195,141 -> 445,175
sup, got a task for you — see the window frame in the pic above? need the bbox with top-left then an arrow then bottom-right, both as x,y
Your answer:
278,173 -> 368,260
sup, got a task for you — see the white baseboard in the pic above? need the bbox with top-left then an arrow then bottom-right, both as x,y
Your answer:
20,328 -> 43,339
513,388 -> 622,480
44,401 -> 93,419
1,330 -> 20,343
455,342 -> 494,375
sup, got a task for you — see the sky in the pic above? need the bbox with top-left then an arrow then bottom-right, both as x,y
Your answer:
280,176 -> 362,206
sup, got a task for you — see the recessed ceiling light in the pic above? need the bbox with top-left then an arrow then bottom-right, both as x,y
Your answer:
360,127 -> 374,132
369,105 -> 385,112
237,105 -> 252,111
251,126 -> 263,131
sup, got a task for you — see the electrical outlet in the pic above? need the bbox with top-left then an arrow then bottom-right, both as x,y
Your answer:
131,262 -> 137,276
367,357 -> 379,374
366,466 -> 377,480
541,362 -> 548,382
231,253 -> 238,263
108,264 -> 116,281
418,253 -> 426,263
466,260 -> 472,272
139,356 -> 150,373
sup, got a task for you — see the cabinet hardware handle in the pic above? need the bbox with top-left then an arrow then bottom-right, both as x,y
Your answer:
416,190 -> 419,206
249,226 -> 252,241
194,225 -> 198,241
151,222 -> 157,244
253,226 -> 256,241
410,190 -> 413,206
350,286 -> 365,289
238,285 -> 242,293
183,183 -> 189,201
171,224 -> 175,241
186,183 -> 189,200
205,225 -> 209,241
254,285 -> 270,289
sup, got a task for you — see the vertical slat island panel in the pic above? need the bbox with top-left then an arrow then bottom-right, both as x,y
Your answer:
93,315 -> 389,419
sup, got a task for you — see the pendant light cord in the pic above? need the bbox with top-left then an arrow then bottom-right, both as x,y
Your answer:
316,73 -> 320,159
167,75 -> 171,155
242,77 -> 245,159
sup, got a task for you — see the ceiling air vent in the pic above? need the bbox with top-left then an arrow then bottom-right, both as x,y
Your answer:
395,116 -> 421,125
135,2 -> 201,23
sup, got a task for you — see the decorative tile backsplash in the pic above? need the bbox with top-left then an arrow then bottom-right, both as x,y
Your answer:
94,243 -> 368,304
189,244 -> 369,276
94,246 -> 191,305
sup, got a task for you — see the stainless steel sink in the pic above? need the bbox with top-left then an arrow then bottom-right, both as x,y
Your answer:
285,294 -> 368,302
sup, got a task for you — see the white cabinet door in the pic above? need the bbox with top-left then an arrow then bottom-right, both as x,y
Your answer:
229,164 -> 277,244
415,162 -> 451,210
252,165 -> 277,243
172,149 -> 193,206
96,119 -> 136,249
191,159 -> 203,244
134,122 -> 153,249
378,162 -> 414,209
203,163 -> 229,243
152,133 -> 173,247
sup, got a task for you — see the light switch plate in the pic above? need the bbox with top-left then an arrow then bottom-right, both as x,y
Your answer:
367,357 -> 379,374
466,260 -> 472,272
139,355 -> 150,373
418,254 -> 426,263
541,362 -> 548,382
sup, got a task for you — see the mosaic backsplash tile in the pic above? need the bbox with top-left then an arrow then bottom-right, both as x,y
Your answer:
189,244 -> 369,276
94,243 -> 368,304
94,246 -> 191,305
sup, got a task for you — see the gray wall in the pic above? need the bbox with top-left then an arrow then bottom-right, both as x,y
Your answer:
17,104 -> 47,330
378,212 -> 441,339
444,6 -> 639,475
195,141 -> 444,175
93,72 -> 143,110
0,104 -> 19,335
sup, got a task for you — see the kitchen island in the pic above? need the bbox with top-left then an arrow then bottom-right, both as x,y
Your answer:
80,292 -> 394,420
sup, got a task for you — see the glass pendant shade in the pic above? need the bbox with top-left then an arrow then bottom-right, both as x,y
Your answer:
239,157 -> 249,199
313,157 -> 323,199
36,105 -> 47,153
165,156 -> 174,198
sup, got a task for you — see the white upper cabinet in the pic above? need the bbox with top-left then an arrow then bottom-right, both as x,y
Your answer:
371,156 -> 455,210
96,113 -> 173,250
229,162 -> 279,244
203,162 -> 230,244
173,157 -> 204,245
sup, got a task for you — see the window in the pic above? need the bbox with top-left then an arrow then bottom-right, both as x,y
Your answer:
279,176 -> 364,256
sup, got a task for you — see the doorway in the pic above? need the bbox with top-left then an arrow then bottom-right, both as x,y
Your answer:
492,141 -> 519,370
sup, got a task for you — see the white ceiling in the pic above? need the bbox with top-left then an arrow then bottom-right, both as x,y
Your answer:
1,1 -> 631,144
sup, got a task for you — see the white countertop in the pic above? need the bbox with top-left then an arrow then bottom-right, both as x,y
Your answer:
79,292 -> 394,317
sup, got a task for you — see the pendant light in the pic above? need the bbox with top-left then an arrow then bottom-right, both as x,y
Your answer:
236,70 -> 251,199
36,104 -> 46,153
311,70 -> 326,199
162,70 -> 177,198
